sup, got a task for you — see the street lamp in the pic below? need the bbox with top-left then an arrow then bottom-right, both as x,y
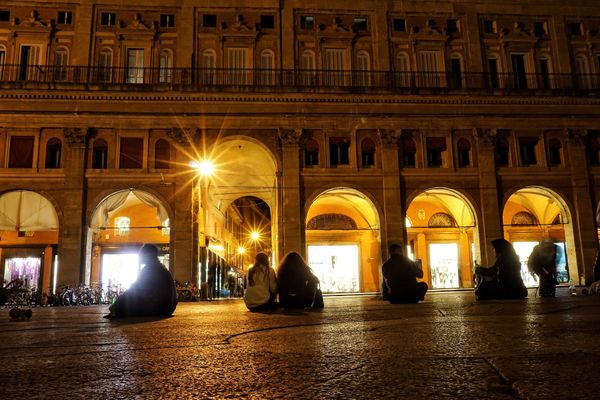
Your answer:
190,158 -> 215,297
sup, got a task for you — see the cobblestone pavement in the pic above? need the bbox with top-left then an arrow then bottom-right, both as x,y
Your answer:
1,289 -> 599,399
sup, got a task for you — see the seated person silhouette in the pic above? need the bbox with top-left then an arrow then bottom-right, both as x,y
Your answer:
105,244 -> 177,318
474,239 -> 528,300
382,244 -> 428,304
277,251 -> 320,309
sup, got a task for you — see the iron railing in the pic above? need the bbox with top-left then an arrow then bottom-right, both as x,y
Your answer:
1,64 -> 600,95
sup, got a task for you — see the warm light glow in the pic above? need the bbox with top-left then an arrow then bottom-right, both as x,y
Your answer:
189,159 -> 215,176
238,246 -> 246,255
208,243 -> 224,252
250,231 -> 260,241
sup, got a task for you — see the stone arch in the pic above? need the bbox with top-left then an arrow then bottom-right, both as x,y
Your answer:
304,186 -> 382,293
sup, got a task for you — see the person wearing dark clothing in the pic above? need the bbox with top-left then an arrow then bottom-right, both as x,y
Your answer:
528,240 -> 558,297
105,244 -> 177,318
382,244 -> 428,304
474,239 -> 527,300
277,251 -> 320,309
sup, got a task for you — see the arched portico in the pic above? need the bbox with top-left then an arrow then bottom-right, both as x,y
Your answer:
304,187 -> 382,293
405,187 -> 480,289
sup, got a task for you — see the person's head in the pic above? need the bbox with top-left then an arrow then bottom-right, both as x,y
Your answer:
491,239 -> 512,256
139,244 -> 159,265
254,252 -> 269,267
278,251 -> 308,274
248,252 -> 270,286
389,244 -> 403,257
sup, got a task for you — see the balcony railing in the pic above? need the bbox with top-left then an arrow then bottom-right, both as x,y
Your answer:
1,64 -> 600,95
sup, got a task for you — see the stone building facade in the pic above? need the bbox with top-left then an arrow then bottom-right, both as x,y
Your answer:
1,0 -> 599,295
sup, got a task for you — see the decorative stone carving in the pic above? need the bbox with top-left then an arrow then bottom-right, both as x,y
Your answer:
168,127 -> 197,146
563,128 -> 586,146
63,128 -> 88,146
474,128 -> 496,146
378,129 -> 400,148
126,14 -> 150,30
307,213 -> 357,230
279,128 -> 302,147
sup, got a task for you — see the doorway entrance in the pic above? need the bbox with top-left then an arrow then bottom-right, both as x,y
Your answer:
307,244 -> 360,292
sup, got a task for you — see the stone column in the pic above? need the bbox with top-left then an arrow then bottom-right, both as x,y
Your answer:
378,130 -> 404,252
168,128 -> 196,284
565,129 -> 597,283
279,129 -> 303,257
59,128 -> 88,285
475,129 -> 503,267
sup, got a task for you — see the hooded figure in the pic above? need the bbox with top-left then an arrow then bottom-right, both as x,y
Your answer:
474,239 -> 527,300
528,240 -> 558,297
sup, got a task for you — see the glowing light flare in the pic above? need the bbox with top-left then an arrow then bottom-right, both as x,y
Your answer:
238,246 -> 246,255
250,231 -> 260,241
189,159 -> 215,177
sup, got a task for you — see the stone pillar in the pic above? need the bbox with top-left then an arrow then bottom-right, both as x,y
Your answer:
59,128 -> 88,285
378,130 -> 405,251
168,128 -> 196,284
565,129 -> 597,283
42,245 -> 53,295
475,129 -> 503,267
279,129 -> 303,257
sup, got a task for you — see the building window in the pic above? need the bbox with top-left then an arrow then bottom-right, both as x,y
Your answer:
353,17 -> 368,32
259,50 -> 275,85
519,137 -> 538,166
115,217 -> 130,237
496,136 -> 510,166
260,15 -> 274,29
119,137 -> 144,169
393,18 -> 406,32
395,53 -> 411,87
92,139 -> 108,169
589,134 -> 600,166
511,54 -> 527,89
19,45 -> 41,80
0,48 -> 5,78
417,50 -> 441,87
200,49 -> 216,84
160,14 -> 175,28
324,48 -> 346,86
539,58 -> 551,89
126,49 -> 144,84
300,16 -> 314,30
54,48 -> 69,81
483,20 -> 496,34
426,137 -> 446,168
449,57 -> 462,89
548,138 -> 562,166
487,58 -> 499,89
446,19 -> 459,34
225,47 -> 248,85
361,138 -> 376,167
575,56 -> 591,89
8,136 -> 35,168
159,50 -> 173,83
100,12 -> 116,27
534,21 -> 547,37
45,138 -> 62,169
154,139 -> 170,169
457,138 -> 471,168
0,10 -> 10,22
97,48 -> 112,82
299,50 -> 316,85
569,22 -> 582,36
57,11 -> 72,25
203,14 -> 217,28
355,51 -> 370,86
304,139 -> 319,167
329,137 -> 350,166
402,138 -> 416,168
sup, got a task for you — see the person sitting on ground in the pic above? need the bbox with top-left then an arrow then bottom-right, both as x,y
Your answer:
528,239 -> 559,297
277,251 -> 321,309
382,244 -> 428,304
475,239 -> 527,300
243,252 -> 278,311
105,244 -> 177,318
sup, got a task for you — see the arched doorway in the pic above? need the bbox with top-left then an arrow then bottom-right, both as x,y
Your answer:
503,186 -> 575,286
406,188 -> 479,289
0,190 -> 59,297
305,187 -> 381,293
87,190 -> 170,294
199,138 -> 278,298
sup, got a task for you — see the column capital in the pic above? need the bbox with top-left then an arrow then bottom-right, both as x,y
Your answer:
63,127 -> 89,147
168,127 -> 197,146
278,128 -> 302,148
378,129 -> 400,148
563,128 -> 587,146
474,128 -> 497,146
